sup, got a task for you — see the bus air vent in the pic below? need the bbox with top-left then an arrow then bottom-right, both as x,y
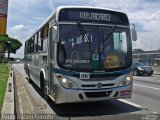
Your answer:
85,91 -> 112,98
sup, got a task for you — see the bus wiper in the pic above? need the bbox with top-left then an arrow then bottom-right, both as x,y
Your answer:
77,22 -> 92,60
77,22 -> 86,35
104,25 -> 117,41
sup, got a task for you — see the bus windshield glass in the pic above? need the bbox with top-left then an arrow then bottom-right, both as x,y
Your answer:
57,25 -> 132,72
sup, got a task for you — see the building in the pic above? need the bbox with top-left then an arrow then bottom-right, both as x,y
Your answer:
132,50 -> 160,65
0,0 -> 8,62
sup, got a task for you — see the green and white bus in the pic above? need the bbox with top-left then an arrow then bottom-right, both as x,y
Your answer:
24,6 -> 137,104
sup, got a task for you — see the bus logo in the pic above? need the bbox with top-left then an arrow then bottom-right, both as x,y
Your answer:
97,83 -> 102,89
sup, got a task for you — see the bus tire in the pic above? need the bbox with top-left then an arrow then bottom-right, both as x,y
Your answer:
27,68 -> 32,83
40,73 -> 49,101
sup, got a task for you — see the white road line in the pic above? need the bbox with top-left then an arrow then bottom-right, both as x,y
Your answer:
152,112 -> 158,114
134,84 -> 160,91
118,99 -> 142,108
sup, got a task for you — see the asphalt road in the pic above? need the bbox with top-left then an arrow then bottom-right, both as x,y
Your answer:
12,64 -> 160,120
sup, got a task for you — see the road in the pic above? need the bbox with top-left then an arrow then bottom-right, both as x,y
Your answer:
12,64 -> 160,120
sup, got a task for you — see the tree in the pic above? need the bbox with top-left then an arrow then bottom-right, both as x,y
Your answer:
0,35 -> 22,62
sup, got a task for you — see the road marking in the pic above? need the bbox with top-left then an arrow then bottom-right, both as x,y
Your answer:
152,112 -> 158,114
118,99 -> 142,108
134,84 -> 160,91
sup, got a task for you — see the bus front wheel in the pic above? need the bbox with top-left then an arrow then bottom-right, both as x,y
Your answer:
40,73 -> 49,101
27,68 -> 32,83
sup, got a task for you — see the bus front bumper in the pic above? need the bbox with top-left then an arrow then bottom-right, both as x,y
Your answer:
54,84 -> 132,104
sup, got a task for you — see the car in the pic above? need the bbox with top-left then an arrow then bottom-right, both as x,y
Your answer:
15,59 -> 21,63
132,61 -> 154,76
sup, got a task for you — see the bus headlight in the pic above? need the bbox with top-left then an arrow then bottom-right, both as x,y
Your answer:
62,78 -> 67,83
118,74 -> 133,86
55,74 -> 78,89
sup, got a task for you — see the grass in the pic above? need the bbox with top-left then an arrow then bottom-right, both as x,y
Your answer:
0,63 -> 9,111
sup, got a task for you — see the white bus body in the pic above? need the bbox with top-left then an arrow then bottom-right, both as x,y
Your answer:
24,6 -> 134,104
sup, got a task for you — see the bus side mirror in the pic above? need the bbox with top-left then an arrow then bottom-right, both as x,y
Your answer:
52,26 -> 59,42
131,24 -> 137,41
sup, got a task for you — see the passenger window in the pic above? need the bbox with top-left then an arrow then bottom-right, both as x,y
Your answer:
42,38 -> 48,52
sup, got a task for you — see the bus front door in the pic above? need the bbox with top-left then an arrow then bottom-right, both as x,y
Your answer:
48,27 -> 55,97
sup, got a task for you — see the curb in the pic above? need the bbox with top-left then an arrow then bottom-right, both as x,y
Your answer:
1,64 -> 15,120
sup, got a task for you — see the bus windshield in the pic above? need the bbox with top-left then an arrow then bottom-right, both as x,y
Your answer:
57,25 -> 132,72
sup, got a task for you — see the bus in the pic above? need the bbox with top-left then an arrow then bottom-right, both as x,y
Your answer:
24,6 -> 137,104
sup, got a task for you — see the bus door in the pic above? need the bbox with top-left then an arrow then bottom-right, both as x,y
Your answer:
48,27 -> 55,96
48,26 -> 57,97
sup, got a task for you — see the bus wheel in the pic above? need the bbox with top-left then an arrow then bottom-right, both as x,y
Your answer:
40,74 -> 49,101
27,68 -> 32,83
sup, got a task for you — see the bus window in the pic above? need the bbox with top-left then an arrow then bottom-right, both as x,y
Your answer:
28,39 -> 31,53
34,34 -> 37,52
41,24 -> 49,52
121,32 -> 127,53
113,32 -> 127,53
44,24 -> 49,38
31,37 -> 34,53
113,32 -> 121,50
42,38 -> 48,52
38,31 -> 42,52
41,28 -> 44,40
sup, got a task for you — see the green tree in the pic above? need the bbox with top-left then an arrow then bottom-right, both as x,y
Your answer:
0,35 -> 22,62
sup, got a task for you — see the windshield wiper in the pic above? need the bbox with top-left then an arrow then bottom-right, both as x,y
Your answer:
77,22 -> 92,60
104,25 -> 117,41
77,22 -> 86,35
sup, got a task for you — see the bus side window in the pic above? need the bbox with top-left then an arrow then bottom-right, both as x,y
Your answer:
44,24 -> 49,38
38,31 -> 42,52
34,34 -> 37,53
49,27 -> 53,59
36,32 -> 38,52
42,38 -> 48,52
42,24 -> 49,52
32,37 -> 34,53
28,39 -> 31,53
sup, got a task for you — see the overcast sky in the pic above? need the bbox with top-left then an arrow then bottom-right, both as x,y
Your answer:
7,0 -> 160,58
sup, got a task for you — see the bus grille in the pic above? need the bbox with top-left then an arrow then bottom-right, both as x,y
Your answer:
81,83 -> 115,88
81,76 -> 119,81
85,91 -> 112,98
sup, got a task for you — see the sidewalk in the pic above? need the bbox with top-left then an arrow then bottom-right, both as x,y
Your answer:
1,64 -> 15,119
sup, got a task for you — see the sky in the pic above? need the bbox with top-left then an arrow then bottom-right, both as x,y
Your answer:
7,0 -> 160,58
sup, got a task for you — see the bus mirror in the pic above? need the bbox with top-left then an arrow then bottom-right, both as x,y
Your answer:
130,24 -> 137,41
52,26 -> 58,42
132,29 -> 137,41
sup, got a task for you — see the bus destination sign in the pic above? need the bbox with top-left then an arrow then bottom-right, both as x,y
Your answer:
79,12 -> 110,21
59,8 -> 129,25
